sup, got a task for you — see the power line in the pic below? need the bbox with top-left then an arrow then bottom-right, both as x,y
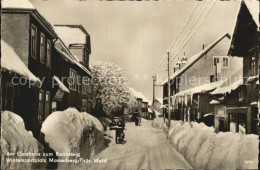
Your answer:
155,1 -> 206,75
170,0 -> 209,57
170,0 -> 217,63
153,1 -> 199,75
157,0 -> 208,75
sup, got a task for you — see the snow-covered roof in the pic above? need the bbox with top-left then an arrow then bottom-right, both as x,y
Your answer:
211,78 -> 243,95
53,25 -> 86,48
54,39 -> 93,77
211,67 -> 243,95
209,99 -> 220,105
175,81 -> 224,97
1,40 -> 40,83
1,0 -> 35,9
162,33 -> 230,85
53,76 -> 70,93
243,0 -> 259,29
128,87 -> 149,103
148,108 -> 153,113
155,98 -> 163,104
245,75 -> 258,84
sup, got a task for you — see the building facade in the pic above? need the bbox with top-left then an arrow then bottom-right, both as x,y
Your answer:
1,1 -> 94,138
1,1 -> 58,136
212,0 -> 259,134
52,25 -> 93,113
162,33 -> 243,123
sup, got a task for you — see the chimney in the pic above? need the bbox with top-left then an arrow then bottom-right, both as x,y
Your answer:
173,63 -> 179,73
179,52 -> 187,69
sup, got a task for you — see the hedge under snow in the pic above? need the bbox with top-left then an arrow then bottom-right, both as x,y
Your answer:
152,119 -> 259,169
41,108 -> 104,163
1,111 -> 46,170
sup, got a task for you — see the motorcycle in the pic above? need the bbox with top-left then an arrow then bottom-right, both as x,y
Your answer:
115,128 -> 125,144
109,116 -> 126,144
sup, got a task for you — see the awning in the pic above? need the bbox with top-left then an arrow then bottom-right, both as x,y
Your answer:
204,113 -> 214,117
160,105 -> 166,109
250,101 -> 257,106
245,75 -> 259,84
53,75 -> 70,93
211,78 -> 243,95
170,81 -> 223,107
210,99 -> 220,105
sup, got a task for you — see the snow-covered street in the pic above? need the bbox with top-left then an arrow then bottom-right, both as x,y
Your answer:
76,120 -> 192,170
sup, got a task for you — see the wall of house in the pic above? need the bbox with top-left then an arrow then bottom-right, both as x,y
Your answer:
52,49 -> 93,113
1,72 -> 38,135
1,13 -> 30,66
178,39 -> 243,92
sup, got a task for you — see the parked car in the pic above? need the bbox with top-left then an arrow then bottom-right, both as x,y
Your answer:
109,116 -> 125,144
109,116 -> 125,130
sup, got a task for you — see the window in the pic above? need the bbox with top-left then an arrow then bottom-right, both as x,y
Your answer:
31,24 -> 37,59
51,101 -> 57,112
38,90 -> 44,121
87,101 -> 92,113
238,89 -> 243,101
45,91 -> 50,118
69,69 -> 77,91
82,84 -> 87,95
77,76 -> 81,93
46,40 -> 51,68
210,75 -> 215,83
251,55 -> 256,76
137,99 -> 142,105
213,57 -> 220,67
87,83 -> 92,94
40,33 -> 45,63
223,57 -> 229,68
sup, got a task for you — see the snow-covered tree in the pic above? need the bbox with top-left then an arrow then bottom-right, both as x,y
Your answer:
91,61 -> 134,116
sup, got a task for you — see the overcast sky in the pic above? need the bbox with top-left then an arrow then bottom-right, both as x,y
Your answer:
30,0 -> 240,101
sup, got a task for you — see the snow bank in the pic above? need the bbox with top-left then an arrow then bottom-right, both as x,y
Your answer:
166,121 -> 258,169
151,117 -> 166,130
41,108 -> 104,167
1,111 -> 46,169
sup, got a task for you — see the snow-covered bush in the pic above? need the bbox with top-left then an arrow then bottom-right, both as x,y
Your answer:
41,108 -> 104,167
166,121 -> 258,169
1,111 -> 46,170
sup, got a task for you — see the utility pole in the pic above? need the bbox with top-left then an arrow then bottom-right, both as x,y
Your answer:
152,76 -> 156,107
167,52 -> 171,128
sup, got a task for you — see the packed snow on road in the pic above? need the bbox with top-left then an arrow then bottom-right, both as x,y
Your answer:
75,119 -> 192,170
